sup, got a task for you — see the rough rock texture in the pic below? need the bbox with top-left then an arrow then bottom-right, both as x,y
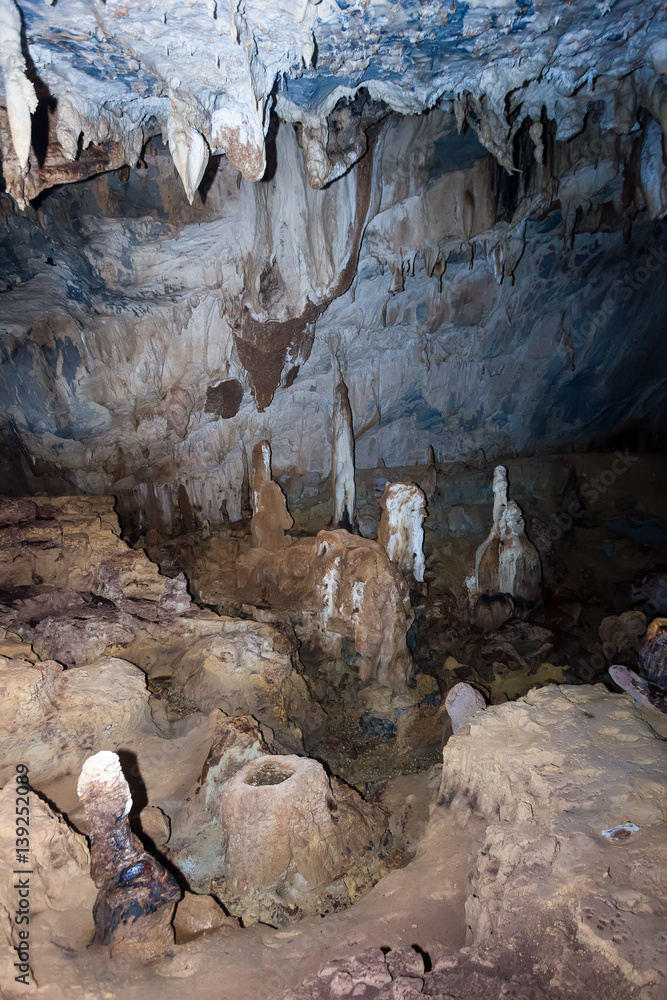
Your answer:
436,684 -> 666,999
77,751 -> 180,959
1,0 -> 664,208
0,494 -> 322,747
164,622 -> 319,746
0,785 -> 96,993
227,528 -> 415,692
218,754 -> 392,925
271,684 -> 666,1000
0,647 -> 153,785
166,713 -> 275,889
1,102 -> 666,532
0,496 -> 190,612
271,945 -> 556,1000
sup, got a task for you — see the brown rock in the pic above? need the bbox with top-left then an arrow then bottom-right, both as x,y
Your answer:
173,891 -> 237,942
77,751 -> 180,959
0,785 -> 96,980
0,496 -> 190,612
219,754 -> 390,924
234,528 -> 415,692
139,806 -> 171,849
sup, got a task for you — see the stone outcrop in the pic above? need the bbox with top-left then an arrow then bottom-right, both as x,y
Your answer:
275,684 -> 666,999
164,622 -> 319,747
233,528 -> 415,692
0,496 -> 190,614
436,684 -> 666,998
218,754 -> 392,925
0,785 -> 96,992
0,646 -> 153,786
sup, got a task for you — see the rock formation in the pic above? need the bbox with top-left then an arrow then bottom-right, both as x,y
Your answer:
497,501 -> 542,604
219,754 -> 390,925
378,481 -> 427,586
473,467 -> 542,605
599,610 -> 647,665
77,751 -> 180,958
250,440 -> 293,550
444,682 -> 486,734
1,0 -> 667,995
232,528 -> 415,693
0,496 -> 190,614
0,785 -> 96,989
610,617 -> 667,715
474,465 -> 508,598
331,358 -> 357,532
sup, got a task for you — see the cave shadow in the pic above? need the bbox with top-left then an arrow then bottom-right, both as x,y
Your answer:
117,748 -> 191,894
18,5 -> 57,168
262,109 -> 280,183
198,153 -> 222,204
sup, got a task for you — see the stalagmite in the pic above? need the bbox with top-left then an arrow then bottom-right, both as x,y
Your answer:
76,751 -> 180,958
0,0 -> 38,171
474,465 -> 508,597
473,466 -> 541,604
251,439 -> 272,512
445,682 -> 486,733
250,439 -> 293,549
331,356 -> 356,531
421,444 -> 437,501
378,481 -> 426,585
219,754 -> 389,924
497,500 -> 542,603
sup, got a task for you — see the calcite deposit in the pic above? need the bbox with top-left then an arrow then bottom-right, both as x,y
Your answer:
1,0 -> 667,996
378,481 -> 427,586
219,754 -> 391,925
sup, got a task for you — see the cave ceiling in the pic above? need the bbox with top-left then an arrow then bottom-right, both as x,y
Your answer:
2,0 -> 665,204
0,0 -> 666,525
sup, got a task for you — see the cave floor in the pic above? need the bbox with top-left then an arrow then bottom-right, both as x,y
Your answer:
33,769 -> 482,1000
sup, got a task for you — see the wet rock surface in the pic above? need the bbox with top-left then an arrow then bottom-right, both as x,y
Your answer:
77,751 -> 180,959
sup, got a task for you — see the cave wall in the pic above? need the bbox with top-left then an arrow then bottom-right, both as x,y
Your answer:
1,106 -> 666,535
